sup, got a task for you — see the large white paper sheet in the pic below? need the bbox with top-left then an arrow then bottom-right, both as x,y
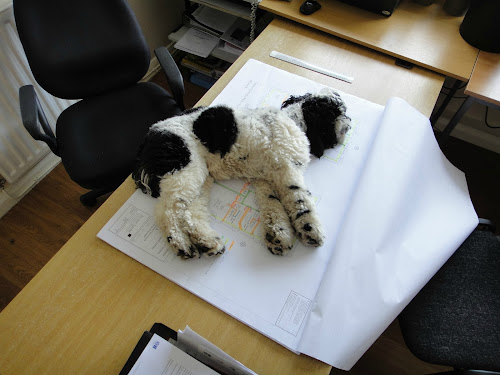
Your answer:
98,59 -> 478,370
298,97 -> 478,369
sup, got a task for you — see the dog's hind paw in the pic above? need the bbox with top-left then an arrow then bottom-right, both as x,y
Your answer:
264,226 -> 294,256
295,221 -> 324,247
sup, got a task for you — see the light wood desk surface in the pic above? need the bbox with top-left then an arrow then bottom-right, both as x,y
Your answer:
260,0 -> 479,81
465,51 -> 500,106
0,19 -> 443,375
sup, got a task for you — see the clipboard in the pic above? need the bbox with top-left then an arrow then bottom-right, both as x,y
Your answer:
119,323 -> 178,375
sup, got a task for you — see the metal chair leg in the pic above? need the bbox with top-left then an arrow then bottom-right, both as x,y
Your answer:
438,96 -> 475,146
431,79 -> 464,126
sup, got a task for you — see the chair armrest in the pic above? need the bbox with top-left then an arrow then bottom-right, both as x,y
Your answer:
19,85 -> 59,156
154,47 -> 186,111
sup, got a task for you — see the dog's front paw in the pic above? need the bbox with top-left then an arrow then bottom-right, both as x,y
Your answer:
192,235 -> 226,257
166,233 -> 200,259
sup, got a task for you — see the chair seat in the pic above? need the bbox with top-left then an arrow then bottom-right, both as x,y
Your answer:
56,82 -> 181,189
399,229 -> 500,372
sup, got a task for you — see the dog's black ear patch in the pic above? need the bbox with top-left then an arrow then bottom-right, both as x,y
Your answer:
302,96 -> 342,158
132,129 -> 191,198
179,106 -> 205,116
281,93 -> 313,109
193,106 -> 238,157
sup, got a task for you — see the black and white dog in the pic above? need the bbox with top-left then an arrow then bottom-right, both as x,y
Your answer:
133,91 -> 351,259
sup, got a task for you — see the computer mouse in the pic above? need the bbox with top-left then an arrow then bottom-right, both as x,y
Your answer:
300,0 -> 321,15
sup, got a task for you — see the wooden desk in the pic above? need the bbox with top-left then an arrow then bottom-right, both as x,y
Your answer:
439,51 -> 500,144
0,19 -> 443,375
260,0 -> 479,81
465,51 -> 500,106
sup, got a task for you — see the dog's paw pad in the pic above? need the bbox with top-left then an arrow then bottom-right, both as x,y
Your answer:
295,222 -> 324,248
193,236 -> 226,257
206,246 -> 225,256
177,246 -> 199,259
265,231 -> 293,256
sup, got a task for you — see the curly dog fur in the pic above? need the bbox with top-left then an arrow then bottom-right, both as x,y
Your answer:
133,91 -> 351,259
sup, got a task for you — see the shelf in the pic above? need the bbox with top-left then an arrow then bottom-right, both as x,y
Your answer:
169,26 -> 242,63
190,0 -> 252,20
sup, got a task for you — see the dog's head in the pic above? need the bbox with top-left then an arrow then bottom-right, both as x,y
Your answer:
132,127 -> 192,198
281,91 -> 351,158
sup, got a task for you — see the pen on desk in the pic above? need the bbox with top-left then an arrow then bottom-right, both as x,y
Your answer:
270,51 -> 354,83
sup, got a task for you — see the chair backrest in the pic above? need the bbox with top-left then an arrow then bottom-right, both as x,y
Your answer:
14,0 -> 150,99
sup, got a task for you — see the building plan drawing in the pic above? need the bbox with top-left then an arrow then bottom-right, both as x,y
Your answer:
98,59 -> 478,370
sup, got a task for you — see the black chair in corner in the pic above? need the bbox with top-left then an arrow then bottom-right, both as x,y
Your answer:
399,219 -> 500,375
14,0 -> 186,206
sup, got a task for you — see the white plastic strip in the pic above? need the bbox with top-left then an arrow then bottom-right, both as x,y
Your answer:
270,50 -> 354,83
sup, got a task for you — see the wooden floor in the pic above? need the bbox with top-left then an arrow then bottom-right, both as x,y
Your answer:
1,72 -> 499,374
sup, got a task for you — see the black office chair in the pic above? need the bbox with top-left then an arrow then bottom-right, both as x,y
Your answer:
14,0 -> 185,206
399,220 -> 500,375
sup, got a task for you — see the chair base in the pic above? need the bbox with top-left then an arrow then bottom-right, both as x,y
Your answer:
80,186 -> 115,206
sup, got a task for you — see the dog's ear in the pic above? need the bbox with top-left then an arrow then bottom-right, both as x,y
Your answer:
132,129 -> 191,198
281,93 -> 313,109
302,96 -> 343,158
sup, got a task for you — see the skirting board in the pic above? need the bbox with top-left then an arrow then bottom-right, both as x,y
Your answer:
0,152 -> 61,218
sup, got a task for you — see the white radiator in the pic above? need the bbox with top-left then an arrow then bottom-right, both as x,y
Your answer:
0,3 -> 73,186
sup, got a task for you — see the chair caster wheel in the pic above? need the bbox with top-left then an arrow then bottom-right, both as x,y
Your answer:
80,194 -> 97,206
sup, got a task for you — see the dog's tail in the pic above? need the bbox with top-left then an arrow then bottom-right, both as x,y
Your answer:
281,92 -> 351,158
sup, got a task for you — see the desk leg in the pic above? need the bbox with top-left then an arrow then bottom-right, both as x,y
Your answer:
431,79 -> 463,126
438,96 -> 475,146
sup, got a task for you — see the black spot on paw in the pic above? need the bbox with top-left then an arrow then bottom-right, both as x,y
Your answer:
189,245 -> 201,258
167,236 -> 172,243
265,233 -> 274,242
296,210 -> 310,220
289,185 -> 300,190
303,223 -> 312,232
268,194 -> 280,201
196,245 -> 210,253
306,236 -> 318,245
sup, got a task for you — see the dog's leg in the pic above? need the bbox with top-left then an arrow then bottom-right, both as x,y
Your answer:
183,176 -> 225,257
253,179 -> 295,255
272,169 -> 324,247
155,159 -> 210,259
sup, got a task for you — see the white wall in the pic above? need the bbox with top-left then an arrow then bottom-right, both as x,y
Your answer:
128,0 -> 185,55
